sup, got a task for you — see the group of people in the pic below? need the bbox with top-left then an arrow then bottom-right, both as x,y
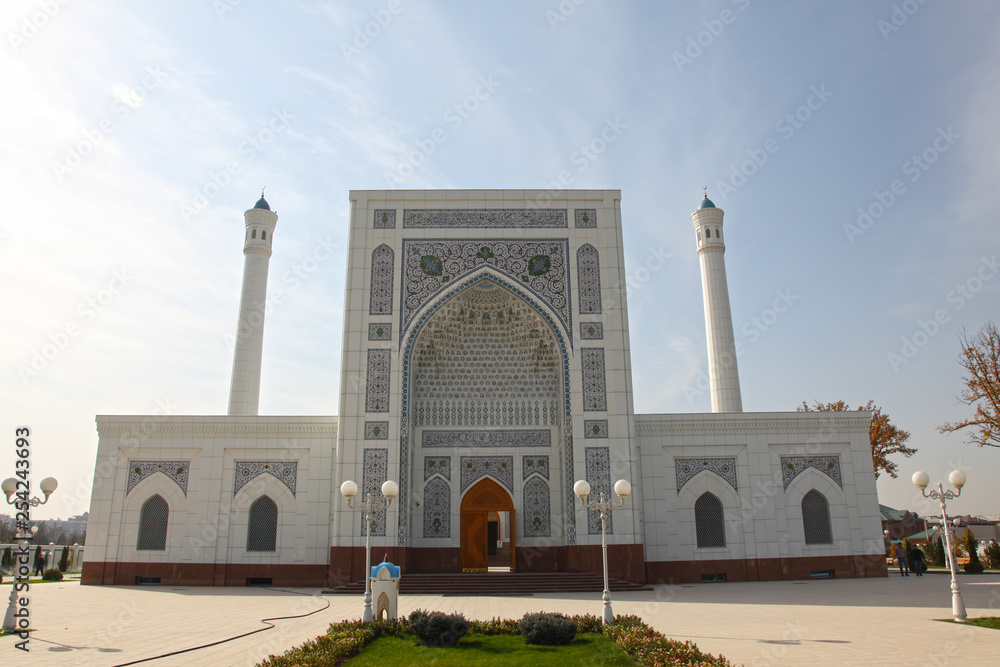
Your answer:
893,543 -> 926,576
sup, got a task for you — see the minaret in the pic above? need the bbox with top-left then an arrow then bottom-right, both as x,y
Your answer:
228,191 -> 278,416
692,193 -> 743,413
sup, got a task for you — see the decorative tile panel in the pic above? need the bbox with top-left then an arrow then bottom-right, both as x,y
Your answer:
362,449 -> 389,536
574,209 -> 597,228
364,421 -> 389,440
523,476 -> 551,537
460,456 -> 514,492
583,420 -> 608,439
422,430 -> 551,448
369,244 -> 394,316
565,434 -> 576,543
400,239 -> 571,340
522,455 -> 549,480
127,461 -> 189,496
403,209 -> 567,228
674,457 -> 737,493
780,456 -> 843,490
422,477 -> 450,538
423,456 -> 451,481
577,244 -> 602,315
234,461 -> 298,496
585,447 -> 612,534
580,321 -> 604,340
368,322 -> 392,341
365,349 -> 391,413
582,348 -> 608,412
373,209 -> 396,228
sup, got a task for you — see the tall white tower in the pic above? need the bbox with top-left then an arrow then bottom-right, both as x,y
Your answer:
228,192 -> 278,416
692,194 -> 742,413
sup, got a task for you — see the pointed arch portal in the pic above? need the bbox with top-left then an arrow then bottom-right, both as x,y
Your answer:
460,477 -> 516,572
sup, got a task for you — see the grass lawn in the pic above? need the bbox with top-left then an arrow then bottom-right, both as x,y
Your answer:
345,632 -> 637,666
940,617 -> 1000,630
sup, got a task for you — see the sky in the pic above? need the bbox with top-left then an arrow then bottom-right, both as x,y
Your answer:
2,1 -> 998,523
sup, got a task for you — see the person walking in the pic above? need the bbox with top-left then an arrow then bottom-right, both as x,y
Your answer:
894,543 -> 910,576
910,546 -> 925,576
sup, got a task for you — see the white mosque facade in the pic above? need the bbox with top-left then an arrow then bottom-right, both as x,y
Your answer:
82,190 -> 886,587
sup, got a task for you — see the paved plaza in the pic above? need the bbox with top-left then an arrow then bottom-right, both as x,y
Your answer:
3,573 -> 1000,666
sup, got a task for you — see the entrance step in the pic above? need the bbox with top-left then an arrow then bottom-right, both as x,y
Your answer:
321,571 -> 652,595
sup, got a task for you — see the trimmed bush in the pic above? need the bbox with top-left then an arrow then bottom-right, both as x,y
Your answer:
408,609 -> 470,648
470,617 -> 521,635
42,568 -> 63,581
520,612 -> 577,645
984,541 -> 1000,570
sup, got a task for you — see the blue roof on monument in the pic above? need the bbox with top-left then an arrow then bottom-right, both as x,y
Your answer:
700,196 -> 716,209
254,196 -> 270,210
371,561 -> 400,578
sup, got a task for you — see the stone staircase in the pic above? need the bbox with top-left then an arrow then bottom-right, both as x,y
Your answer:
322,571 -> 652,595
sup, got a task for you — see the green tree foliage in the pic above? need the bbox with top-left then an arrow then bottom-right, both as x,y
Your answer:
983,541 -> 1000,570
58,546 -> 69,572
922,538 -> 939,566
959,528 -> 984,573
938,322 -> 1000,448
797,400 -> 915,479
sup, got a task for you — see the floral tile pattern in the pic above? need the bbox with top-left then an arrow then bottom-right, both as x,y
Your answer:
580,321 -> 604,340
368,322 -> 392,341
523,476 -> 551,537
233,461 -> 298,496
780,456 -> 843,490
674,458 -> 738,493
364,421 -> 389,440
583,419 -> 609,438
423,456 -> 450,481
422,476 -> 451,538
576,244 -> 602,315
421,430 -> 551,448
127,461 -> 189,496
521,455 -> 549,480
369,244 -> 394,316
362,448 -> 389,536
585,447 -> 612,534
574,209 -> 597,228
365,349 -> 391,413
373,209 -> 396,228
403,209 -> 567,228
582,348 -> 608,411
460,456 -> 514,492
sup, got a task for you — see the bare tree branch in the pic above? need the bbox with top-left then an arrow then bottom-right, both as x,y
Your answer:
938,322 -> 1000,448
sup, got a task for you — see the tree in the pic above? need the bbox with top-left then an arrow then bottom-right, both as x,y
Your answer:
984,541 -> 1000,570
959,528 -> 984,574
58,546 -> 69,572
923,537 -> 940,566
797,400 -> 916,479
938,322 -> 1000,448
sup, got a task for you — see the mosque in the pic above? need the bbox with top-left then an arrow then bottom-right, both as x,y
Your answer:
81,189 -> 886,587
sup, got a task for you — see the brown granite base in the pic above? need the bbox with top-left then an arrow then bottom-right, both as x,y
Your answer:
645,554 -> 888,585
81,561 -> 328,587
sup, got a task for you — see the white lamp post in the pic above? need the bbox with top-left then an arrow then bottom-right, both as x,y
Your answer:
574,478 -> 631,625
2,476 -> 57,633
341,478 -> 397,623
913,470 -> 968,622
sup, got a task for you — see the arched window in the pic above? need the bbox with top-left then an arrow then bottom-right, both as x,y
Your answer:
802,490 -> 832,545
261,230 -> 266,240
247,495 -> 278,552
695,492 -> 725,548
251,229 -> 257,239
137,494 -> 168,551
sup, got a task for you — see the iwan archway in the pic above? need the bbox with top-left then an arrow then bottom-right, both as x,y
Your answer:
461,478 -> 515,572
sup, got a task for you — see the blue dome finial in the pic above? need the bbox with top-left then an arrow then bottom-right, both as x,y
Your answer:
254,187 -> 270,211
700,189 -> 716,209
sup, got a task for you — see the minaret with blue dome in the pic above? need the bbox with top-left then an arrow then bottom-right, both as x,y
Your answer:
228,190 -> 279,416
691,193 -> 743,412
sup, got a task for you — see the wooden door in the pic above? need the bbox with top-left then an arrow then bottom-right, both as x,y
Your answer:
461,511 -> 488,571
461,478 -> 515,572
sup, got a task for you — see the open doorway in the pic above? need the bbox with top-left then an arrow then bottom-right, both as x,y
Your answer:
460,478 -> 516,572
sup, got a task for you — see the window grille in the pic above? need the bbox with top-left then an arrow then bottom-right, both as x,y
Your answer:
802,490 -> 833,544
247,496 -> 278,552
137,494 -> 168,551
695,492 -> 726,548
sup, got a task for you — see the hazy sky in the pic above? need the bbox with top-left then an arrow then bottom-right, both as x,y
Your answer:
3,1 -> 998,522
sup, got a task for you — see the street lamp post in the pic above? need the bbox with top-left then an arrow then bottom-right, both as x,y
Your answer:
2,475 -> 58,633
341,478 -> 398,623
574,478 -> 631,625
913,470 -> 968,622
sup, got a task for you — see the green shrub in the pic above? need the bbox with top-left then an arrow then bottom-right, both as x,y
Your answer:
964,560 -> 985,574
519,612 -> 577,645
42,568 -> 63,581
575,613 -> 603,634
605,615 -> 734,666
984,541 -> 1000,570
470,617 -> 521,635
408,609 -> 469,647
